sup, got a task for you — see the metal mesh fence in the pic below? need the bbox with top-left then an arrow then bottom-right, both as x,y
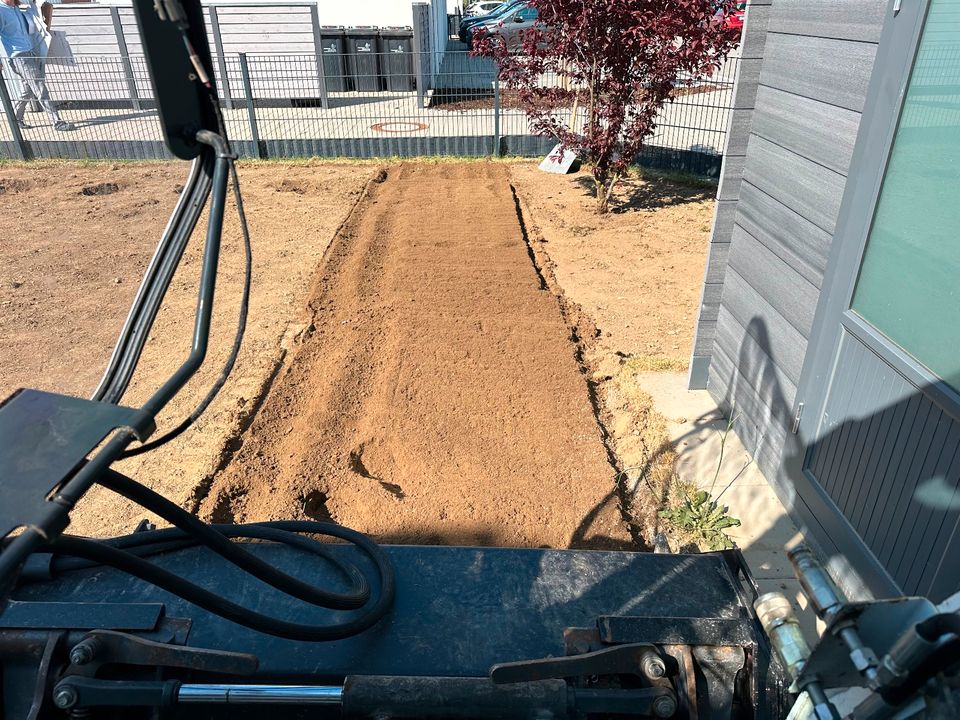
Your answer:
0,51 -> 737,175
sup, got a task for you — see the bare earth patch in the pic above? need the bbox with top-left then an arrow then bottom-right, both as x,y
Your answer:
201,162 -> 630,550
0,159 -> 714,550
509,164 -> 715,369
0,160 -> 375,537
510,163 -> 717,546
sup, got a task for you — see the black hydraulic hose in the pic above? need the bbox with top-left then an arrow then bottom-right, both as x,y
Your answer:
96,469 -> 368,610
49,525 -> 396,642
120,156 -> 253,459
37,522 -> 353,583
46,524 -> 364,599
93,152 -> 216,405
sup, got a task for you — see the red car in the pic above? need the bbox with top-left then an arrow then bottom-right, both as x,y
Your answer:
724,1 -> 746,31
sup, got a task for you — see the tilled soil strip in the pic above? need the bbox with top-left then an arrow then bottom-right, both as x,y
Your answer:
201,162 -> 631,549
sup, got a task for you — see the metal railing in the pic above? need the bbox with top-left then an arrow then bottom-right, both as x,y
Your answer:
0,51 -> 738,175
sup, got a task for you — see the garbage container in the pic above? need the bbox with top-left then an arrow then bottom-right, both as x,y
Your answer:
379,27 -> 414,92
318,26 -> 349,92
347,27 -> 381,92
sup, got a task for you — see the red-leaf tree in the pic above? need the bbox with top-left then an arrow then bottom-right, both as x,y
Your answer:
475,0 -> 740,213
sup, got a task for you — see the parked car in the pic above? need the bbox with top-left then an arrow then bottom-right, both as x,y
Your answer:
458,0 -> 523,43
469,3 -> 542,51
727,2 -> 746,29
464,1 -> 505,17
714,1 -> 746,31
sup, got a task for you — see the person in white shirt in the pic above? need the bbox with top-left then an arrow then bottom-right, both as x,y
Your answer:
0,0 -> 74,131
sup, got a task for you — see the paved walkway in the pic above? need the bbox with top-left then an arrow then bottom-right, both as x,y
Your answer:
634,372 -> 819,642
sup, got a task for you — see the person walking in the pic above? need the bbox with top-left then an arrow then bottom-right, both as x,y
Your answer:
0,0 -> 74,131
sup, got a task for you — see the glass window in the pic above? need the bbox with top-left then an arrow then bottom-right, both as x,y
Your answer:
851,0 -> 960,392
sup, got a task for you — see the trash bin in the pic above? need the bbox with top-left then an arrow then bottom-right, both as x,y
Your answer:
347,27 -> 381,92
318,26 -> 349,92
379,27 -> 414,92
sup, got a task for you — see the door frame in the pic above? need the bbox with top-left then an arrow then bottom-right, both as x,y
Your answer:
784,0 -> 956,599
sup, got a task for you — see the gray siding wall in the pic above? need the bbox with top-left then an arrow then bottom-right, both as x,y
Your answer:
689,0 -> 771,387
690,0 -> 887,485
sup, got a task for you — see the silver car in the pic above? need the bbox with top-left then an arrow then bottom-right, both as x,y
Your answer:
464,1 -> 506,17
471,4 -> 543,50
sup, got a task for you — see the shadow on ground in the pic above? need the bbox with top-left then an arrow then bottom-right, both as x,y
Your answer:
574,174 -> 715,213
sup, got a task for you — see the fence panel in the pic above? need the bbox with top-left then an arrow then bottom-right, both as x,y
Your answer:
0,51 -> 738,175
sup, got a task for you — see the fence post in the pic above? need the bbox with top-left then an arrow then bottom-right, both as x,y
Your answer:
0,60 -> 28,160
308,5 -> 330,110
492,72 -> 501,157
208,7 -> 234,110
238,53 -> 263,160
411,3 -> 429,107
110,6 -> 141,111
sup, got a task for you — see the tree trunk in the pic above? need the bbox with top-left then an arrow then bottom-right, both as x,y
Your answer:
594,174 -> 619,214
595,177 -> 609,214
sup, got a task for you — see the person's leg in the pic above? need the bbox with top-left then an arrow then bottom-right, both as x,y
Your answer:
10,57 -> 38,124
14,53 -> 69,128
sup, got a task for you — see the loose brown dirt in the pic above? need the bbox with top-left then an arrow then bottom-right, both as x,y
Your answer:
0,159 -> 712,549
509,165 -> 715,369
201,163 -> 630,549
509,165 -> 717,545
0,160 -> 374,537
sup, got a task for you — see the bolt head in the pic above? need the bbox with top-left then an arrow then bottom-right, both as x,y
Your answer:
69,643 -> 94,665
652,694 -> 677,718
52,686 -> 77,710
642,656 -> 666,678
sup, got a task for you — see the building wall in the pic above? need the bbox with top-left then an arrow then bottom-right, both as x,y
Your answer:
690,0 -> 887,485
689,0 -> 771,388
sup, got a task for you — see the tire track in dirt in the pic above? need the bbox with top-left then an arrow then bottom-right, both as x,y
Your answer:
202,162 -> 632,549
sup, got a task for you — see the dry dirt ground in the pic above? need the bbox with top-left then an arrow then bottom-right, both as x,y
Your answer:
0,161 -> 374,537
0,159 -> 715,547
509,166 -> 717,543
509,165 -> 715,370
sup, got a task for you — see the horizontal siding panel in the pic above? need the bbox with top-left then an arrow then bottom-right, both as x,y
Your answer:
708,330 -> 792,477
711,199 -> 737,240
713,303 -> 799,411
728,224 -> 819,337
732,58 -> 763,109
704,242 -> 730,284
736,180 -> 831,288
693,322 -> 717,356
724,108 -> 754,156
741,3 -> 770,60
741,134 -> 846,234
220,42 -> 317,53
211,5 -> 315,14
752,85 -> 861,175
760,32 -> 877,112
767,0 -> 886,43
718,155 -> 746,200
719,266 -> 807,385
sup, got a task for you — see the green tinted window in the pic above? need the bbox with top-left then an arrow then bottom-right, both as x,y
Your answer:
851,0 -> 960,391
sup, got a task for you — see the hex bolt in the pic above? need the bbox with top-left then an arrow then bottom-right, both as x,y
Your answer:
641,652 -> 666,679
69,639 -> 99,666
652,694 -> 677,718
52,686 -> 78,710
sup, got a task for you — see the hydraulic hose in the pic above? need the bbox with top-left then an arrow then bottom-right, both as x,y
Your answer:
49,525 -> 395,642
95,469 -> 370,610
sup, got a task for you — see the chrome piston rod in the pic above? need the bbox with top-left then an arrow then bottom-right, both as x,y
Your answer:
177,684 -> 343,704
